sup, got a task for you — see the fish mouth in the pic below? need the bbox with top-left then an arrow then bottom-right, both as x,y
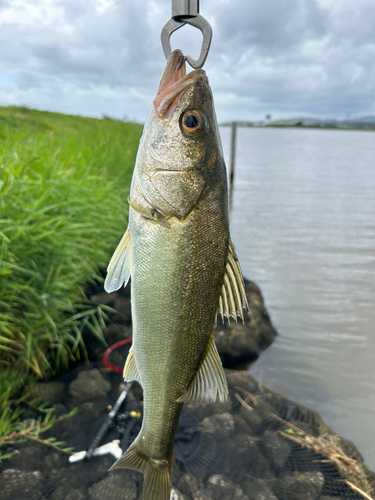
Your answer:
153,49 -> 205,119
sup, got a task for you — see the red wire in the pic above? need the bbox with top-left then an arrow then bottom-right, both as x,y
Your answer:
103,338 -> 132,373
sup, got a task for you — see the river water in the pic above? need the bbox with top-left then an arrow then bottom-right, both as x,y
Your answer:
220,126 -> 375,469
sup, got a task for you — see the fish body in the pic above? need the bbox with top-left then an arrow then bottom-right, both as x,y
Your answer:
105,50 -> 247,500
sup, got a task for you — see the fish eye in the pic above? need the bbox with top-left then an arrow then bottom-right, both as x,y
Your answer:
180,110 -> 205,136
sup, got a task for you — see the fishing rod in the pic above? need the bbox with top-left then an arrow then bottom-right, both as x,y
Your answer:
84,381 -> 134,461
161,0 -> 212,69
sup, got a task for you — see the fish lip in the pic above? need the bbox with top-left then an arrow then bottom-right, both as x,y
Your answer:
153,49 -> 205,119
156,49 -> 187,95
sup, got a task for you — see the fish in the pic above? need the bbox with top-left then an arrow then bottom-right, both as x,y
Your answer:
104,49 -> 248,500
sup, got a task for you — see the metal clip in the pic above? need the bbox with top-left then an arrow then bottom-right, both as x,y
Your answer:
161,1 -> 212,69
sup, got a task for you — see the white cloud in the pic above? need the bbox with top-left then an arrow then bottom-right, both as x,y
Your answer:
0,0 -> 374,121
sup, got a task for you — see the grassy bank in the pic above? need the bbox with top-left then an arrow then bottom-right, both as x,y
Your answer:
0,106 -> 142,431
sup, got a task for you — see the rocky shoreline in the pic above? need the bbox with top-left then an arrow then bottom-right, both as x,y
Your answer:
1,365 -> 373,500
0,280 -> 373,500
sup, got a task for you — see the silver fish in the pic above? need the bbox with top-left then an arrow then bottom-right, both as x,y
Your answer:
105,49 -> 248,500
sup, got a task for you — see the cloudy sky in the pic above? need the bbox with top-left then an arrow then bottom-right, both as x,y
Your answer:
0,0 -> 374,123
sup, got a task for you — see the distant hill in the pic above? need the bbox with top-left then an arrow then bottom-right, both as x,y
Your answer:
350,115 -> 375,124
220,116 -> 375,130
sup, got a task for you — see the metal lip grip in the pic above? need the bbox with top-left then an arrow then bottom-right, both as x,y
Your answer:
161,0 -> 212,69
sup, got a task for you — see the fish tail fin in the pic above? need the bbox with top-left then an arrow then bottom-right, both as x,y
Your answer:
110,438 -> 173,500
142,461 -> 173,500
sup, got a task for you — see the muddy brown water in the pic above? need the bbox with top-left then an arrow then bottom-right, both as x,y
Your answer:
220,126 -> 375,469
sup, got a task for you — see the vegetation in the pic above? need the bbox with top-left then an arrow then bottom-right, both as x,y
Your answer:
0,106 -> 142,439
0,403 -> 78,461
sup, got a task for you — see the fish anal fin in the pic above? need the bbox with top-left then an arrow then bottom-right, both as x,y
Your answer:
177,335 -> 228,404
123,349 -> 141,384
218,238 -> 249,323
110,439 -> 173,500
104,228 -> 132,293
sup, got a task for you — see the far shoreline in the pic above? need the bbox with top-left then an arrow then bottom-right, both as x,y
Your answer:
220,123 -> 375,132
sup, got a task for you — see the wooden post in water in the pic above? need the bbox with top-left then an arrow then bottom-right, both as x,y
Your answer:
229,121 -> 237,207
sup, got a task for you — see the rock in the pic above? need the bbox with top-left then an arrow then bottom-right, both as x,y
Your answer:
233,487 -> 249,500
25,382 -> 65,404
21,408 -> 39,420
229,434 -> 272,481
78,398 -> 111,416
233,414 -> 252,434
102,323 -> 133,348
206,474 -> 236,499
52,403 -> 68,416
171,487 -> 187,500
214,323 -> 259,364
51,487 -> 86,500
177,474 -> 200,497
337,436 -> 364,462
260,430 -> 292,469
42,452 -> 66,471
0,469 -> 43,500
243,479 -> 278,500
69,369 -> 111,402
91,291 -> 117,306
239,405 -> 264,433
88,471 -> 138,500
201,413 -> 236,438
209,399 -> 233,416
15,494 -> 44,500
66,491 -> 87,500
113,295 -> 132,323
6,444 -> 45,471
226,370 -> 258,392
226,434 -> 260,480
274,471 -> 325,500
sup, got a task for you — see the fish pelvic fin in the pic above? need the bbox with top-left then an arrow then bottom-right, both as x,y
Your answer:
110,439 -> 173,500
177,335 -> 228,404
104,228 -> 132,293
123,349 -> 141,385
218,238 -> 249,323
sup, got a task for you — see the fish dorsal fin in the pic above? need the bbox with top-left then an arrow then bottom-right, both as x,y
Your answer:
218,239 -> 249,323
123,349 -> 141,385
104,228 -> 132,293
177,335 -> 228,404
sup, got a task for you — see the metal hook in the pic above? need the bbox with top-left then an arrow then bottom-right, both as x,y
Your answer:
161,14 -> 212,69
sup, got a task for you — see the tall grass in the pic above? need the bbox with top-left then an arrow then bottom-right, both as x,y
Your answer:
0,106 -> 142,416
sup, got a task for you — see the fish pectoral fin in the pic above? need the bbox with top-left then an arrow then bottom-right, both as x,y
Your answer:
218,238 -> 249,324
123,349 -> 141,384
104,228 -> 132,293
177,335 -> 228,404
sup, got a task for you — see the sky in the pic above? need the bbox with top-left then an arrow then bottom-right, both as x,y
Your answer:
0,0 -> 374,123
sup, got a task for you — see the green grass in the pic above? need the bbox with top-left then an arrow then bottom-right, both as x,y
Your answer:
0,106 -> 142,430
